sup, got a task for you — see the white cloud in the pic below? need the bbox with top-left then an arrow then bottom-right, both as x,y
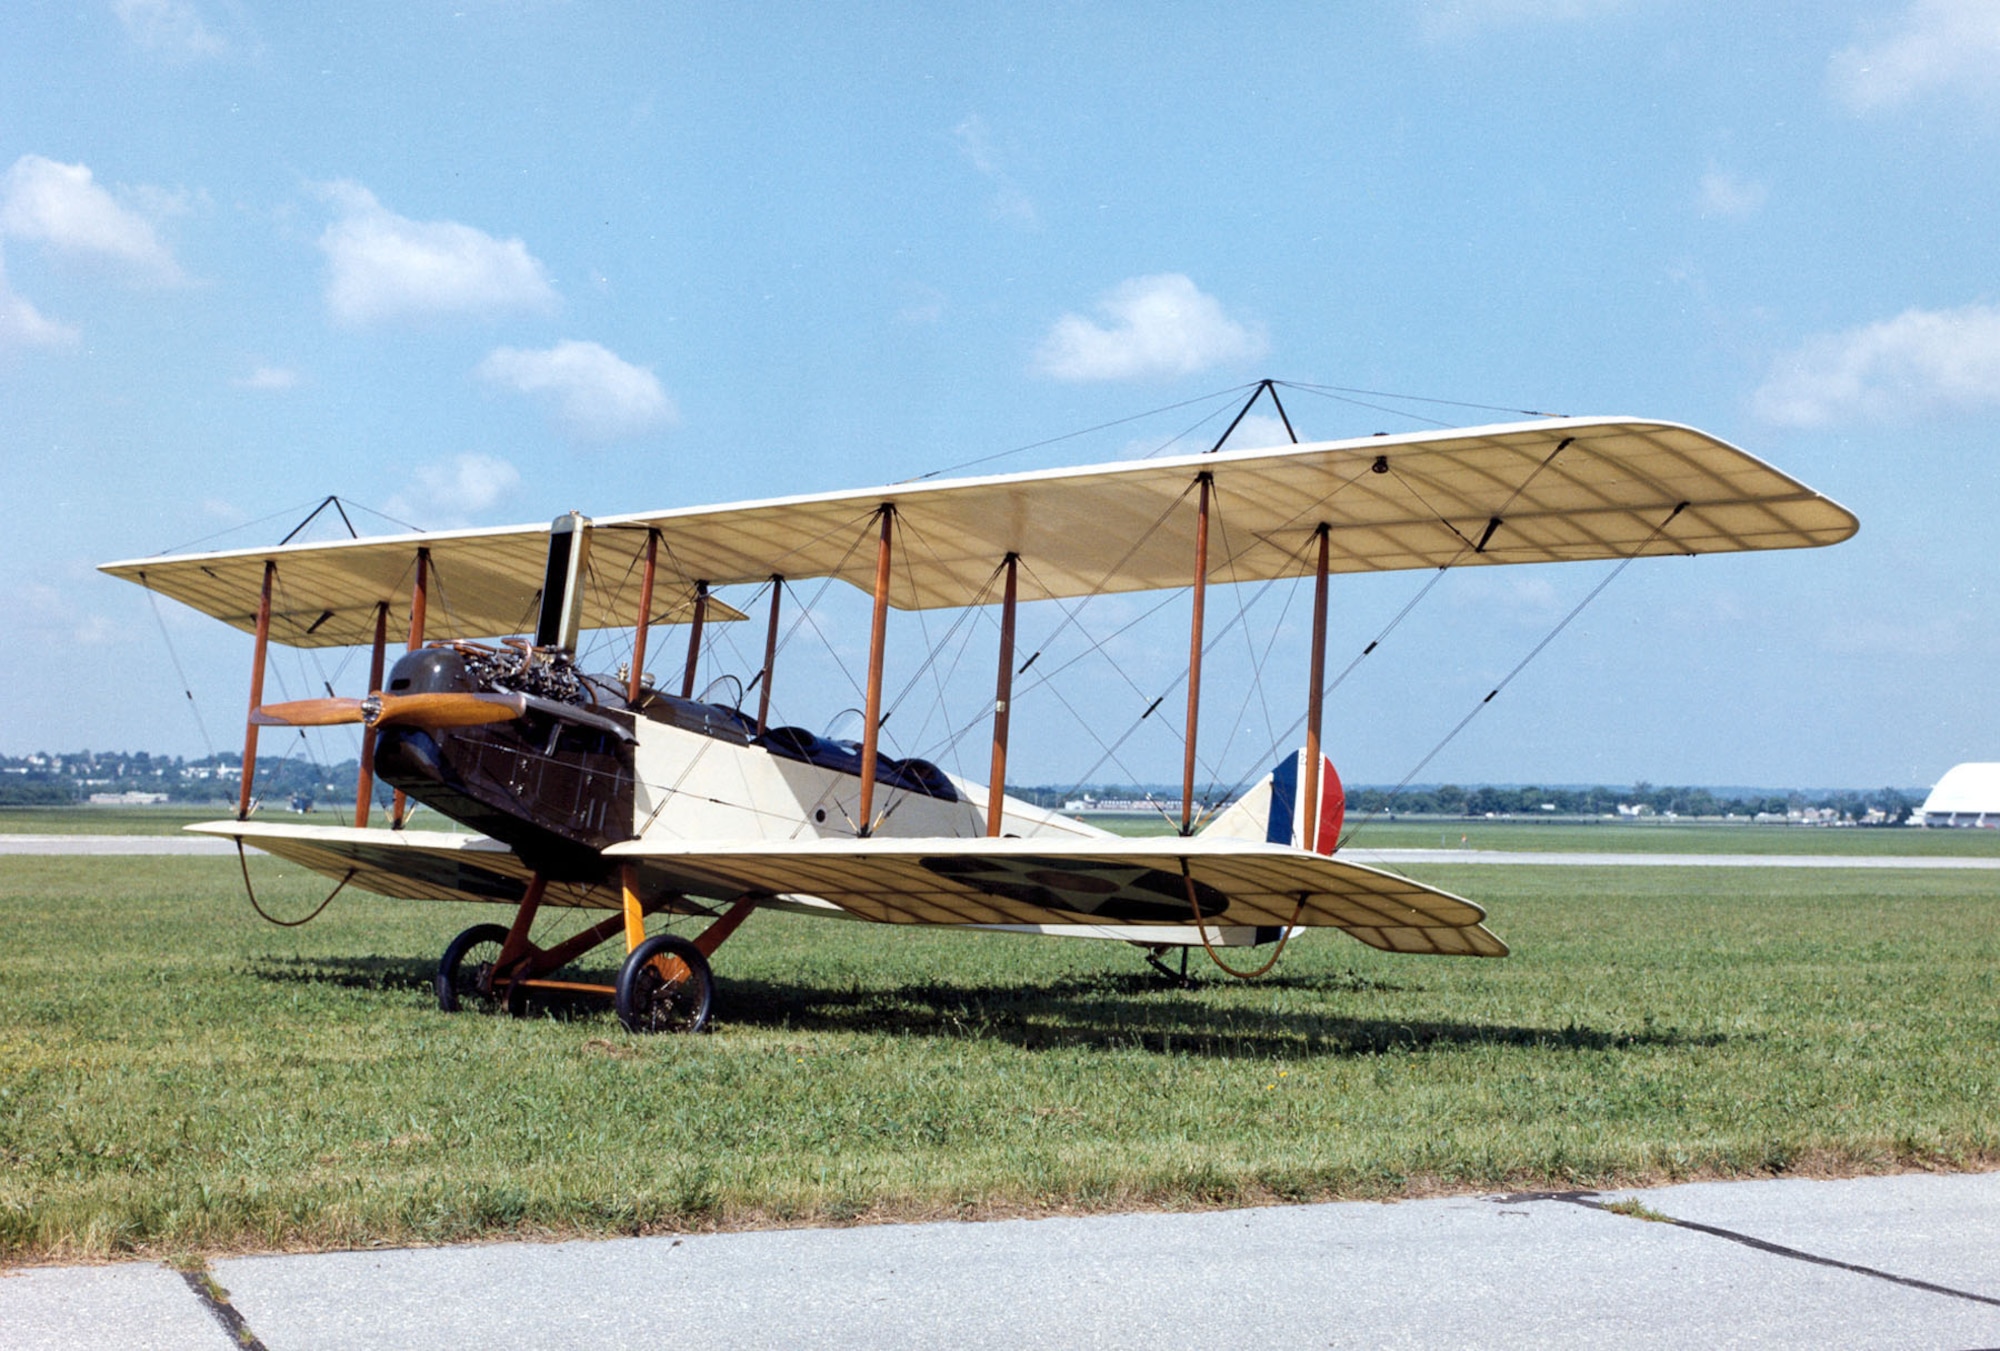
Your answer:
0,248 -> 77,350
383,453 -> 523,529
1831,0 -> 2000,111
315,181 -> 556,326
1752,303 -> 2000,426
1418,0 -> 1629,39
113,0 -> 227,60
234,365 -> 298,390
0,155 -> 184,281
477,339 -> 677,442
1697,168 -> 1767,219
1032,274 -> 1267,383
954,115 -> 1037,228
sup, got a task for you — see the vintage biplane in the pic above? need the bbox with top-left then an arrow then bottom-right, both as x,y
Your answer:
102,409 -> 1856,1033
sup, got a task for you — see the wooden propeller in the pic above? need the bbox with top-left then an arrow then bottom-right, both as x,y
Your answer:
251,691 -> 528,729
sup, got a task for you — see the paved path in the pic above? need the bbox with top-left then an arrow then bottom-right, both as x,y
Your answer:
0,834 -> 243,855
6,1174 -> 1997,1349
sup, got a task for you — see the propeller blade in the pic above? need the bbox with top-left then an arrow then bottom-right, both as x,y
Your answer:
373,691 -> 529,728
250,698 -> 367,727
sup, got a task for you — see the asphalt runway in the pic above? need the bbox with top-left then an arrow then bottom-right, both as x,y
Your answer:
6,1173 -> 1997,1350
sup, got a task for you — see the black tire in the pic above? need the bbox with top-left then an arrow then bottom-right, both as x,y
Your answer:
436,923 -> 510,1013
615,934 -> 714,1034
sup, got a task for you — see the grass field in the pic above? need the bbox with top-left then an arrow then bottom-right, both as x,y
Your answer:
2,851 -> 1996,1264
0,805 -> 468,836
1088,813 -> 2000,855
9,804 -> 1999,855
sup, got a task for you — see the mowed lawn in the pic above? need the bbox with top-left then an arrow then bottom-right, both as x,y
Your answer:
1,853 -> 1996,1262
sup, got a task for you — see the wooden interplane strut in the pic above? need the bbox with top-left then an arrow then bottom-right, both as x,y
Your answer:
353,601 -> 388,827
756,575 -> 782,736
1180,474 -> 1212,834
1301,523 -> 1331,850
237,559 -> 276,820
857,506 -> 895,835
986,553 -> 1019,838
390,547 -> 429,831
628,530 -> 659,704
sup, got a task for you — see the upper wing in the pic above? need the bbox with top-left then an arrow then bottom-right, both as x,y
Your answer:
103,417 -> 1855,644
603,835 -> 1508,957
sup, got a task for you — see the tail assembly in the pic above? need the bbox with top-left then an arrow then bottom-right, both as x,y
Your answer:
1199,750 -> 1344,854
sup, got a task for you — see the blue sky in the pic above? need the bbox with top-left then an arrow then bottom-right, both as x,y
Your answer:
2,1 -> 1996,792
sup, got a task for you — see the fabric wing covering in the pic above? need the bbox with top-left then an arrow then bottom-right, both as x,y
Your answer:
102,417 -> 1857,647
193,823 -> 1507,957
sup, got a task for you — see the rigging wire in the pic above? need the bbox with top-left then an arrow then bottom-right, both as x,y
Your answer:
235,841 -> 352,927
903,383 -> 1258,482
1276,380 -> 1564,421
1335,502 -> 1689,849
137,571 -> 218,760
1211,436 -> 1580,810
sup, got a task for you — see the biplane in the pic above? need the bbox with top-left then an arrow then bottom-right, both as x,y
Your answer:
101,409 -> 1856,1033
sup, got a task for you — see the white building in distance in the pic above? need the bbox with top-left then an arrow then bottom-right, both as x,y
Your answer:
1913,763 -> 2000,827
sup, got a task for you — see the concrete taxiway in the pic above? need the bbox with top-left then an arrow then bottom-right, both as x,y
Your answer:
6,1173 -> 1997,1350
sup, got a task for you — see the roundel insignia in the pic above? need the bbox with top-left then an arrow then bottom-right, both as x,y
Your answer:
920,855 -> 1232,924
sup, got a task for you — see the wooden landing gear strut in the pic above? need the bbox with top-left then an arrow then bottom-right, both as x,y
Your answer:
433,869 -> 759,1034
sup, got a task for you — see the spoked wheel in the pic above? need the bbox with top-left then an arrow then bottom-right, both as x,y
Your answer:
615,934 -> 714,1034
436,923 -> 511,1014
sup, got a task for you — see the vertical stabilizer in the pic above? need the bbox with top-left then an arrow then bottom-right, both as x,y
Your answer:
1198,750 -> 1344,854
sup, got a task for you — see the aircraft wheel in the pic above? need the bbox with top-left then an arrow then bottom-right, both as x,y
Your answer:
436,923 -> 510,1014
615,934 -> 714,1034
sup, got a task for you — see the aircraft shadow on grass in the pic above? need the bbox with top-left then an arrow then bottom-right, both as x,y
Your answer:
246,955 -> 1727,1060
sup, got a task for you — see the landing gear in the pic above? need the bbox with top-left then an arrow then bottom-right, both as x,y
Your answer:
616,934 -> 715,1034
436,923 -> 511,1013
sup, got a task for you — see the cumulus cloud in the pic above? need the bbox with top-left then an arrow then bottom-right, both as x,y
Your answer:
0,155 -> 183,281
1752,303 -> 2000,426
477,339 -> 677,442
315,181 -> 556,326
114,0 -> 227,60
1697,168 -> 1767,219
0,248 -> 77,350
954,115 -> 1037,228
1831,0 -> 2000,111
383,453 -> 523,529
1032,274 -> 1267,383
234,365 -> 298,390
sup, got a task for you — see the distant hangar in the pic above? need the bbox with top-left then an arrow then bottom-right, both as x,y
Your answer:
1914,763 -> 2000,827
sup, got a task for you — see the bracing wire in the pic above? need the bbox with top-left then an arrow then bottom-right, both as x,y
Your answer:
137,572 -> 218,760
236,841 -> 352,927
904,384 -> 1258,482
1335,502 -> 1689,849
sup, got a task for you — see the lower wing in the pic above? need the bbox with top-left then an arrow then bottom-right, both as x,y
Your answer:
189,822 -> 1505,957
606,835 -> 1507,957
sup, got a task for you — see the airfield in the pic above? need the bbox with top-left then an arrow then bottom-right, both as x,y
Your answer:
3,810 -> 1997,1344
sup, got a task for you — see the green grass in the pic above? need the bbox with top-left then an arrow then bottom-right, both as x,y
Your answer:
2,855 -> 1996,1262
1087,813 -> 2000,856
0,805 -> 471,836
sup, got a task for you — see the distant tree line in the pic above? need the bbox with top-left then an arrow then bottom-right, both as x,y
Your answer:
0,749 -> 381,811
1,749 -> 1923,824
1018,781 -> 1923,822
